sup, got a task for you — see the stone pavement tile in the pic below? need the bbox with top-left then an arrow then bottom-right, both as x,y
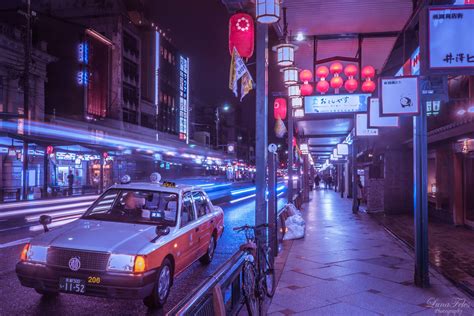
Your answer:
299,279 -> 367,301
339,291 -> 427,314
267,301 -> 289,314
283,257 -> 328,271
336,273 -> 411,294
294,302 -> 382,316
301,264 -> 363,279
279,270 -> 332,288
270,285 -> 336,313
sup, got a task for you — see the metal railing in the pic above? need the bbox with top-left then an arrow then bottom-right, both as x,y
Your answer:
167,251 -> 246,316
168,203 -> 294,316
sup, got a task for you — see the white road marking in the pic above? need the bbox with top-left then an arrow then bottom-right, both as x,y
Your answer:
0,237 -> 31,249
0,201 -> 93,219
0,195 -> 97,210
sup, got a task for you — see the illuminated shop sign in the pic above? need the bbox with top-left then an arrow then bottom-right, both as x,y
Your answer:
179,56 -> 190,142
429,6 -> 474,69
336,143 -> 349,156
304,94 -> 370,114
355,113 -> 379,137
77,42 -> 89,86
55,152 -> 113,161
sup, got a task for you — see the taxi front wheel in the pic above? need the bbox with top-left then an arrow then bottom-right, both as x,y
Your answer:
199,235 -> 216,264
143,259 -> 172,309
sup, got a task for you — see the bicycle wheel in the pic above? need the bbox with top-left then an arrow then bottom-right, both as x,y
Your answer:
262,248 -> 276,298
242,260 -> 258,316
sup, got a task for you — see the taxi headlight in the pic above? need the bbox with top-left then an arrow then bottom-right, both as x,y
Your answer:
107,254 -> 135,272
27,245 -> 48,263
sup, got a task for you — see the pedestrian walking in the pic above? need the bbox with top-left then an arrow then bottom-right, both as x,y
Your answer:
356,175 -> 364,209
314,175 -> 321,190
67,170 -> 74,196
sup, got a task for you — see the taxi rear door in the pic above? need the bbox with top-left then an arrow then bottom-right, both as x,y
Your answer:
192,191 -> 213,256
175,192 -> 199,273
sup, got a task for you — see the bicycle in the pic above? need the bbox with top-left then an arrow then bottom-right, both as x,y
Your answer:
233,223 -> 276,315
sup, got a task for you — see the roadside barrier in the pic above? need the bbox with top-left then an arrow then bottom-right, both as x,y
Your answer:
168,205 -> 290,316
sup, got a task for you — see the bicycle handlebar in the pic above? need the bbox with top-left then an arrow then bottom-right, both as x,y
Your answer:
233,223 -> 269,232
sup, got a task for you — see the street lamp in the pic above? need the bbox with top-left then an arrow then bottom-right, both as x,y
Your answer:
256,0 -> 281,24
215,104 -> 231,148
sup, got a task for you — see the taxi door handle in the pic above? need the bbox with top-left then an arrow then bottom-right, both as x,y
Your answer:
210,220 -> 214,224
195,227 -> 199,232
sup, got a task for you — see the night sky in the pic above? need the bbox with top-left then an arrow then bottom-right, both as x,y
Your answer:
148,0 -> 258,141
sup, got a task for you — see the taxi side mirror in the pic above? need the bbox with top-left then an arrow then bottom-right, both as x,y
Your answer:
151,226 -> 170,243
39,215 -> 52,232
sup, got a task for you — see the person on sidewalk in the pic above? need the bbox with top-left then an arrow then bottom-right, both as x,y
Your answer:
314,175 -> 321,190
356,175 -> 364,208
67,170 -> 74,196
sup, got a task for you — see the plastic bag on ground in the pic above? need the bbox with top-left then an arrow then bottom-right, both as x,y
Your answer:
283,214 -> 306,240
285,203 -> 302,217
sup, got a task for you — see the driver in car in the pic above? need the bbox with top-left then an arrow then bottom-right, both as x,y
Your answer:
121,192 -> 144,218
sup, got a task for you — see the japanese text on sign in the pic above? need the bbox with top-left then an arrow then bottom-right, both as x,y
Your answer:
304,94 -> 370,114
429,7 -> 474,69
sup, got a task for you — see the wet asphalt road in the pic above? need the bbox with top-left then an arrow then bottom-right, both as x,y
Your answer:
0,196 -> 287,315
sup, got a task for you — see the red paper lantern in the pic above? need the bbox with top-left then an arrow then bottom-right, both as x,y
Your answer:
46,145 -> 54,155
316,66 -> 329,79
274,98 -> 287,120
299,69 -> 313,83
330,62 -> 343,75
330,76 -> 343,89
344,64 -> 358,78
300,83 -> 313,96
361,66 -> 375,79
362,80 -> 376,93
229,13 -> 254,59
344,78 -> 358,93
316,80 -> 329,94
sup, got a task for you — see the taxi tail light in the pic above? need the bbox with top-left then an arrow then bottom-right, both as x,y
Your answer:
20,243 -> 30,261
134,255 -> 146,273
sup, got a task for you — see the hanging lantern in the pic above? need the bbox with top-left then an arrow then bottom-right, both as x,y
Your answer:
300,83 -> 313,96
274,118 -> 287,138
329,62 -> 343,75
316,80 -> 329,94
299,69 -> 313,83
362,79 -> 376,93
282,67 -> 298,86
46,145 -> 54,155
292,97 -> 303,108
344,78 -> 358,93
316,66 -> 329,79
273,98 -> 287,120
344,64 -> 358,78
361,66 -> 375,79
330,76 -> 343,89
288,85 -> 301,99
273,43 -> 298,67
229,13 -> 255,59
256,0 -> 281,24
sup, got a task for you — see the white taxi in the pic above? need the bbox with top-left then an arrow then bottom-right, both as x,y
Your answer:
16,174 -> 224,308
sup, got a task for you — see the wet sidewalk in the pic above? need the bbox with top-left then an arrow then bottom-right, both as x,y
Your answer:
372,213 -> 474,297
269,190 -> 474,315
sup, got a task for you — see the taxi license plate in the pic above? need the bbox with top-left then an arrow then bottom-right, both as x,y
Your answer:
59,277 -> 86,294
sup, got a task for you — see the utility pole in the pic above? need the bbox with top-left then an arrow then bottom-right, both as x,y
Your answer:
215,107 -> 220,148
20,0 -> 33,200
255,22 -> 268,240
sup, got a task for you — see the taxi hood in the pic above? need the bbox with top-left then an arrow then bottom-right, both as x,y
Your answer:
33,219 -> 173,254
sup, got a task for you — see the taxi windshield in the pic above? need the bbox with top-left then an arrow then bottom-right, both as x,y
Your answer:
82,189 -> 178,226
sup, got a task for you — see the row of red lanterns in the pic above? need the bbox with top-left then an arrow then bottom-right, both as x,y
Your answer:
298,63 -> 376,96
